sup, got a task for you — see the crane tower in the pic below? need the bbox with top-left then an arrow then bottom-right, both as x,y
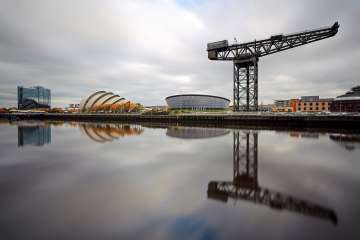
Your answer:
207,22 -> 339,111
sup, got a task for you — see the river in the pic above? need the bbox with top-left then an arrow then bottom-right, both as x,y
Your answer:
0,120 -> 359,239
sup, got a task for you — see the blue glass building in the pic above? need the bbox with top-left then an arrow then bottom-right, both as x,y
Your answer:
17,86 -> 51,109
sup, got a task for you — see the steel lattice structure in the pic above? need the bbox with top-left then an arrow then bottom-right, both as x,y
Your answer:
207,22 -> 339,111
207,131 -> 337,224
233,131 -> 258,187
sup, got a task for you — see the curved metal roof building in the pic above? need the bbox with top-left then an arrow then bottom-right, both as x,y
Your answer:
333,85 -> 360,101
79,91 -> 130,112
165,94 -> 230,109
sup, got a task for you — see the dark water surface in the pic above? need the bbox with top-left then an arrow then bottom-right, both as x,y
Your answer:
0,120 -> 360,240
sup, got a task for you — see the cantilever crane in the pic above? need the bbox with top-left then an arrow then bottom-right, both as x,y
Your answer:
207,131 -> 337,224
207,22 -> 339,111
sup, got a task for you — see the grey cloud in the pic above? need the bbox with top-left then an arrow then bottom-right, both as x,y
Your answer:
0,0 -> 359,107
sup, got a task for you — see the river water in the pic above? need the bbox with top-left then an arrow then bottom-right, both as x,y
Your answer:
0,120 -> 359,239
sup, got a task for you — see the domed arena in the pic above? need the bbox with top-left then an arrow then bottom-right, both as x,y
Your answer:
79,91 -> 138,113
165,94 -> 230,110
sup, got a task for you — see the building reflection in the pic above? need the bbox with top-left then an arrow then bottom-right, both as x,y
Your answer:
288,131 -> 320,138
207,131 -> 338,225
79,123 -> 143,143
18,123 -> 51,147
329,134 -> 360,151
166,126 -> 230,139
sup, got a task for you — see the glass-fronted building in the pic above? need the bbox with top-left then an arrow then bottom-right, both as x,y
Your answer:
17,86 -> 51,109
300,96 -> 320,102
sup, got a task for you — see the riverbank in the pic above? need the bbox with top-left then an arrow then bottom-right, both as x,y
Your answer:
1,112 -> 360,130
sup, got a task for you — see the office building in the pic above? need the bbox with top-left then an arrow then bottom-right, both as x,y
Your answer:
272,96 -> 332,112
297,96 -> 333,112
17,86 -> 51,109
272,99 -> 292,112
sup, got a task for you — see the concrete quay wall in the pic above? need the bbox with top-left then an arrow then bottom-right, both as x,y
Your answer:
1,113 -> 360,130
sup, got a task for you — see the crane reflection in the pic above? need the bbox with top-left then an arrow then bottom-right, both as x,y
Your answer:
207,130 -> 338,225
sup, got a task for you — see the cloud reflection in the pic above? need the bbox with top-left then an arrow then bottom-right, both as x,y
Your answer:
1,121 -> 360,239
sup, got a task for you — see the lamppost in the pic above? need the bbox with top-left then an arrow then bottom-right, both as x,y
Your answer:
340,102 -> 342,113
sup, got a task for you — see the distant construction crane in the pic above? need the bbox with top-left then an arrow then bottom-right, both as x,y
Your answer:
207,22 -> 339,111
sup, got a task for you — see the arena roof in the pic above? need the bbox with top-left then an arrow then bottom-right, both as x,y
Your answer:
165,93 -> 230,110
334,86 -> 360,101
165,94 -> 230,102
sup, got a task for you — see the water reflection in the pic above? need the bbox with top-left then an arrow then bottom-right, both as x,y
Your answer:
2,120 -> 360,238
79,123 -> 143,142
207,131 -> 338,225
17,122 -> 51,147
166,126 -> 230,139
329,134 -> 360,151
288,132 -> 320,139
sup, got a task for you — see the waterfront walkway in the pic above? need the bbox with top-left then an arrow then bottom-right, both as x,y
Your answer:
1,112 -> 360,130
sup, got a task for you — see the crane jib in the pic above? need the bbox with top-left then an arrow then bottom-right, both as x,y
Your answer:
206,21 -> 339,57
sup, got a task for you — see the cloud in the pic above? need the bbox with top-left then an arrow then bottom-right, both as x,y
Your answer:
0,0 -> 359,107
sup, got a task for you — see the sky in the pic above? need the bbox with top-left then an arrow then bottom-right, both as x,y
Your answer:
0,0 -> 359,107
